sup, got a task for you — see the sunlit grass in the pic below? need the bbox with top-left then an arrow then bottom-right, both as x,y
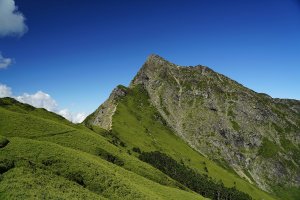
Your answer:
0,97 -> 206,200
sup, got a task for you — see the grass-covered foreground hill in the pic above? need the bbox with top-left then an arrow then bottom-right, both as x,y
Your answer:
0,97 -> 208,200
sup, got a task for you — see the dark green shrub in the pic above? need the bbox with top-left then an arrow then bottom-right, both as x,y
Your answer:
204,166 -> 208,173
105,130 -> 127,147
230,120 -> 240,132
67,171 -> 86,187
0,159 -> 14,174
139,151 -> 251,200
96,148 -> 124,166
0,136 -> 9,148
42,158 -> 59,166
258,138 -> 279,158
132,147 -> 142,154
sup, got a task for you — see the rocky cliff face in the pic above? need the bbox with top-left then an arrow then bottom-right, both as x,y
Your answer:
130,55 -> 300,192
84,85 -> 127,130
86,54 -> 300,193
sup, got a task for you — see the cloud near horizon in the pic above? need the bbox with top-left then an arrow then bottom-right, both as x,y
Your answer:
0,0 -> 28,37
0,84 -> 12,97
0,52 -> 13,69
0,83 -> 87,123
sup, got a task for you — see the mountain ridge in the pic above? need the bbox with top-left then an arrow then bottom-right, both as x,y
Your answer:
85,54 -> 300,199
130,54 -> 300,191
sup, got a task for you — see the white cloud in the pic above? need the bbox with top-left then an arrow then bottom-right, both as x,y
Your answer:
0,0 -> 28,37
0,53 -> 12,69
0,83 -> 87,123
73,112 -> 87,124
58,109 -> 72,121
58,109 -> 87,124
0,84 -> 12,97
16,91 -> 87,123
16,91 -> 58,112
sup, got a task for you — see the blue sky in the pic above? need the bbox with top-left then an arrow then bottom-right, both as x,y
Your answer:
0,0 -> 300,121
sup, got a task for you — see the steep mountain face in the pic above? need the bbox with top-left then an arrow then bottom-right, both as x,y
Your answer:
86,54 -> 300,198
130,55 -> 300,192
86,85 -> 275,200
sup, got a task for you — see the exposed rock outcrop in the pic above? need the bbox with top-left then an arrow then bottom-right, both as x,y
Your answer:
84,85 -> 127,130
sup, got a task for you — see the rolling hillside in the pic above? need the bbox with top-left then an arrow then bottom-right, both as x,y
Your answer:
0,97 -> 207,200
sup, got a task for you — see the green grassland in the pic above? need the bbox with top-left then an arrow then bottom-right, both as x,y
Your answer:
111,85 -> 277,200
0,98 -> 207,200
0,91 -> 284,200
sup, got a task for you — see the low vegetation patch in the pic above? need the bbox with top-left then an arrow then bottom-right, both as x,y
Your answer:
0,136 -> 9,148
230,120 -> 240,132
101,130 -> 127,147
132,147 -> 142,154
258,138 -> 279,158
96,148 -> 124,166
0,159 -> 14,174
139,151 -> 252,200
66,171 -> 86,187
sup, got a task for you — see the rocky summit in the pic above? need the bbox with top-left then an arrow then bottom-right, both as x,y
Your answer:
86,54 -> 300,199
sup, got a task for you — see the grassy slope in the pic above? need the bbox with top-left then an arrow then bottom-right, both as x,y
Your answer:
0,107 -> 182,189
0,98 -> 206,200
0,167 -> 107,200
111,85 -> 278,200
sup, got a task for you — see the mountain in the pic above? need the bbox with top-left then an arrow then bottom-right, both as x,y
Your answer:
85,54 -> 300,200
0,55 -> 299,200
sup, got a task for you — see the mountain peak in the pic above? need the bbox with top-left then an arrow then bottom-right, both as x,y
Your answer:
131,54 -> 213,88
130,54 -> 176,87
146,54 -> 166,62
144,54 -> 173,67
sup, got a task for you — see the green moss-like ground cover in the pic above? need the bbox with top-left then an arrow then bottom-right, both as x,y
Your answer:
0,98 -> 207,200
258,137 -> 279,158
